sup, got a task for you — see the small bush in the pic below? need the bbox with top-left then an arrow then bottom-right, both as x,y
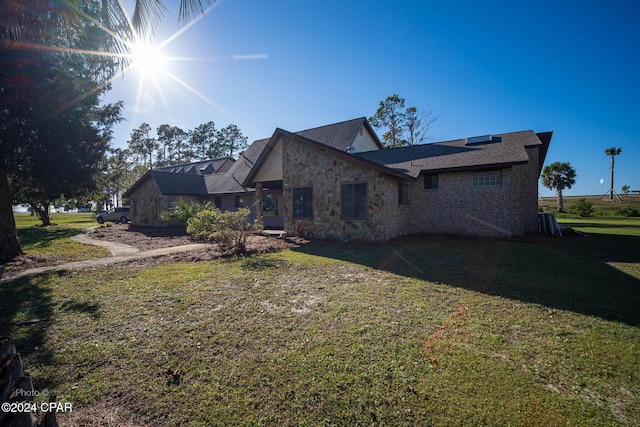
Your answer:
186,209 -> 224,241
617,206 -> 640,217
569,198 -> 595,217
187,208 -> 262,252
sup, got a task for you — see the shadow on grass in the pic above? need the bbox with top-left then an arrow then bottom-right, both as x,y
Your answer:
0,274 -> 56,379
60,299 -> 100,320
17,227 -> 80,247
294,232 -> 640,326
0,272 -> 102,391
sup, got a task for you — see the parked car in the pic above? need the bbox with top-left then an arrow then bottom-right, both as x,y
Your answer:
96,206 -> 130,224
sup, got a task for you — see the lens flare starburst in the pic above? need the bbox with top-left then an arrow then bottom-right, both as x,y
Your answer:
9,2 -> 223,121
129,39 -> 167,76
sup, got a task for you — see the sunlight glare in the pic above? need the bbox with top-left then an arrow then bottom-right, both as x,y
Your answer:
129,40 -> 167,76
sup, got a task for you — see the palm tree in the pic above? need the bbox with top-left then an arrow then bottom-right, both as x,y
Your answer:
541,162 -> 577,212
1,0 -> 215,48
604,147 -> 622,200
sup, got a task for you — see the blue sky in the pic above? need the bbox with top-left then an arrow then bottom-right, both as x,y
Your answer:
104,0 -> 639,197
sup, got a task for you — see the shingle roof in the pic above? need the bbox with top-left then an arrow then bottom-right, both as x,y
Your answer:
293,117 -> 383,151
355,130 -> 548,178
122,169 -> 210,198
204,138 -> 269,194
124,120 -> 551,199
156,157 -> 235,175
236,118 -> 387,191
150,170 -> 208,194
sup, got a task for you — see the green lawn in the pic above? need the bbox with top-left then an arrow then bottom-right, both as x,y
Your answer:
559,217 -> 640,236
10,213 -> 110,267
14,212 -> 98,228
1,218 -> 639,426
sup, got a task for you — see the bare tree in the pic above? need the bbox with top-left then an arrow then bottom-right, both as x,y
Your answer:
369,94 -> 438,148
405,106 -> 438,146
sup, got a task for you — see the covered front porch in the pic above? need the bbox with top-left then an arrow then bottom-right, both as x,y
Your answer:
255,181 -> 284,230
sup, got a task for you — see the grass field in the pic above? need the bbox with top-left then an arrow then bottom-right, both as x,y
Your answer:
13,212 -> 98,228
2,217 -> 639,425
540,194 -> 640,217
10,213 -> 110,267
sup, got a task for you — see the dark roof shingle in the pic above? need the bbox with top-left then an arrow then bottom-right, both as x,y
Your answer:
356,130 -> 544,178
204,137 -> 269,194
156,157 -> 235,175
150,171 -> 208,194
294,117 -> 368,151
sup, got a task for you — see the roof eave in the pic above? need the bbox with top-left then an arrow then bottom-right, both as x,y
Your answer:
122,169 -> 152,198
535,131 -> 553,174
418,160 -> 529,175
243,130 -> 284,187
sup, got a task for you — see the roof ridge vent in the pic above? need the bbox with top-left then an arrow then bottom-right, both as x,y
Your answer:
465,134 -> 494,145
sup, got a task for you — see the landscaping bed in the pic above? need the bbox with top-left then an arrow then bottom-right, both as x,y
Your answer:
90,223 -> 192,250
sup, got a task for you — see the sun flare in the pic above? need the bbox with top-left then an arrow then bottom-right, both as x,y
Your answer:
129,40 -> 167,76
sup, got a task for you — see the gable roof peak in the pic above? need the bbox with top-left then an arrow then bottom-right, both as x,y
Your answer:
291,117 -> 383,151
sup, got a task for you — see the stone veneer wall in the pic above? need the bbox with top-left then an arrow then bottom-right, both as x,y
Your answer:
129,179 -> 259,227
129,177 -> 166,226
129,177 -> 203,227
281,136 -> 410,241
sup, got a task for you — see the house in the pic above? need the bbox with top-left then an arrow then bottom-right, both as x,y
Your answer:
123,117 -> 551,240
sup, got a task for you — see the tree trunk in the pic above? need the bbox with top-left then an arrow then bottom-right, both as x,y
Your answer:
609,156 -> 615,201
556,188 -> 564,212
0,172 -> 23,263
35,203 -> 51,226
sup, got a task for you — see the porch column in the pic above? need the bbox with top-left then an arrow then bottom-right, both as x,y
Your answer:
255,182 -> 264,227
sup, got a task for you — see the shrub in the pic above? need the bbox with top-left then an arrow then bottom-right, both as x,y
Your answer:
617,206 -> 640,217
187,208 -> 263,252
167,198 -> 211,225
186,209 -> 224,241
569,198 -> 595,217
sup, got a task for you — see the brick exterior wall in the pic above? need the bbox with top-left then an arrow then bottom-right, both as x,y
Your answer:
522,146 -> 541,233
409,163 -> 538,237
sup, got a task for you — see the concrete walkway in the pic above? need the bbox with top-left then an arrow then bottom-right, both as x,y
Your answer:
1,229 -> 207,283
